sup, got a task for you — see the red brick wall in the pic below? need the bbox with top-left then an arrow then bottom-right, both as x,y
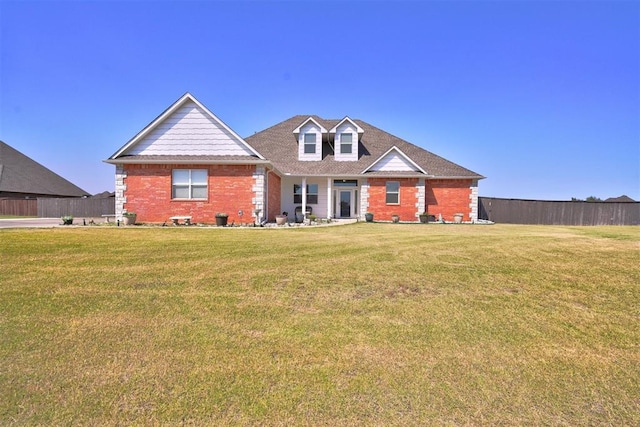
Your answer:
426,179 -> 473,222
267,171 -> 281,222
367,178 -> 473,222
367,178 -> 419,221
123,164 -> 257,224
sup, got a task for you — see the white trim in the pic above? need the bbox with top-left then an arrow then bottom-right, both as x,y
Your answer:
385,180 -> 401,205
105,158 -> 270,165
292,117 -> 328,134
328,116 -> 364,134
362,145 -> 428,175
108,93 -> 265,160
326,177 -> 332,219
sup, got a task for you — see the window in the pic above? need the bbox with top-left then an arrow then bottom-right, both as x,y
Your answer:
333,179 -> 358,187
172,169 -> 207,199
294,184 -> 319,204
385,181 -> 400,204
303,133 -> 316,154
340,133 -> 352,154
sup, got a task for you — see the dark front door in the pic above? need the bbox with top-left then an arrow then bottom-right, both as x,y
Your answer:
340,190 -> 351,217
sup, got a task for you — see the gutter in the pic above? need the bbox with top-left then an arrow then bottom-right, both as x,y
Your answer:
103,158 -> 272,165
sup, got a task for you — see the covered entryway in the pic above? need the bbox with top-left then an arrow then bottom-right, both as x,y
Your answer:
333,179 -> 359,218
339,190 -> 353,218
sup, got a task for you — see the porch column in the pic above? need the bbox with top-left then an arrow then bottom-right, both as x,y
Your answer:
301,177 -> 307,219
326,177 -> 332,219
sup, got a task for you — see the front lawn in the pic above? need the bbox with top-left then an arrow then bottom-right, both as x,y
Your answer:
1,224 -> 638,425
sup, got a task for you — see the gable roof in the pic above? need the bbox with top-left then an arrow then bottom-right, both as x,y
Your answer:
292,117 -> 328,134
106,93 -> 265,163
329,117 -> 364,134
245,115 -> 484,179
364,146 -> 427,174
0,141 -> 89,197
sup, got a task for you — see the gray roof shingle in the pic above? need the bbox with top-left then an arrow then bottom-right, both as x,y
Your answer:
245,116 -> 483,179
0,141 -> 89,197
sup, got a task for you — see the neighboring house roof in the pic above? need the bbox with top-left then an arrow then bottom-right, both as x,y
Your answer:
107,93 -> 265,163
605,195 -> 636,202
0,140 -> 89,197
245,115 -> 484,179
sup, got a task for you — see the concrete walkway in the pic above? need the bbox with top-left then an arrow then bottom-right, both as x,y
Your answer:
0,218 -> 64,228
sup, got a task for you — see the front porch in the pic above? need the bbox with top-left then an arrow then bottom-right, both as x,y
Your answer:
279,177 -> 367,221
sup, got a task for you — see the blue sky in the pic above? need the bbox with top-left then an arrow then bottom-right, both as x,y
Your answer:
1,0 -> 638,200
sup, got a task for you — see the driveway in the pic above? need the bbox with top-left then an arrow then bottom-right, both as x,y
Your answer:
0,218 -> 64,229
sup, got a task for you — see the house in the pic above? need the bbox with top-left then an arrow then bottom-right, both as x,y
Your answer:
0,140 -> 89,198
605,195 -> 636,203
105,93 -> 484,224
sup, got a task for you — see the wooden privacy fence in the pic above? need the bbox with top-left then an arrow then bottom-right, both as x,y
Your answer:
479,197 -> 639,226
37,197 -> 115,218
0,198 -> 38,216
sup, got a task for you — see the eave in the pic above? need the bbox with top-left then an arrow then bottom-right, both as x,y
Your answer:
104,157 -> 271,166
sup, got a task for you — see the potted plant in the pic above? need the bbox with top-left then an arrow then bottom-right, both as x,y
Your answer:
391,214 -> 400,223
123,212 -> 137,225
215,213 -> 228,226
308,214 -> 317,224
275,212 -> 287,225
453,213 -> 464,223
61,215 -> 73,225
364,212 -> 374,222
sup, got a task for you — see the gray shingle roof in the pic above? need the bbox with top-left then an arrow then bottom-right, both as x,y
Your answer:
245,116 -> 484,179
605,195 -> 636,202
0,141 -> 89,197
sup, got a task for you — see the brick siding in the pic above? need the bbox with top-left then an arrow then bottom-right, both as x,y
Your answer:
426,179 -> 473,222
367,178 -> 419,221
267,171 -> 281,222
123,164 -> 258,224
367,177 -> 473,222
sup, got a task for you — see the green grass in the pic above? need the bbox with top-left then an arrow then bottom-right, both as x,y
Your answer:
1,224 -> 638,425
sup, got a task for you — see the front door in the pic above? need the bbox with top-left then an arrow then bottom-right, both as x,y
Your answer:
339,190 -> 351,218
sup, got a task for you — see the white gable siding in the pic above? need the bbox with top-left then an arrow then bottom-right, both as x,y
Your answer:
334,122 -> 358,162
370,151 -> 420,172
127,101 -> 255,156
298,123 -> 323,161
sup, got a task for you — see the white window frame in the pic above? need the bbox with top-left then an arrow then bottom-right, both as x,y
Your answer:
172,169 -> 208,200
303,133 -> 316,154
340,133 -> 353,154
385,181 -> 400,205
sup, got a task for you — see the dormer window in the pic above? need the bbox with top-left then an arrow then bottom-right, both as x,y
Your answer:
293,117 -> 326,161
330,117 -> 363,162
340,133 -> 353,154
304,133 -> 316,154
